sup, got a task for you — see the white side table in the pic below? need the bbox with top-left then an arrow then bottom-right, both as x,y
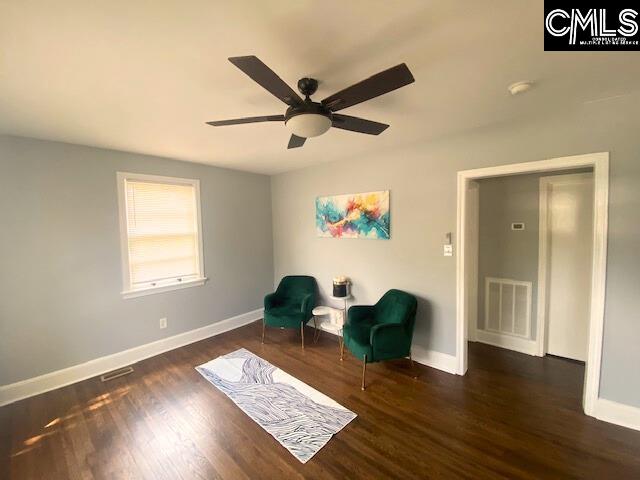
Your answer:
312,305 -> 345,358
330,294 -> 351,322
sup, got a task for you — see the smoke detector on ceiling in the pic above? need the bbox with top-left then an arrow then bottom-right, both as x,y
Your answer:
508,81 -> 533,96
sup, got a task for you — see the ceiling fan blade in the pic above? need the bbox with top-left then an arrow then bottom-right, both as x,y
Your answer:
331,114 -> 389,135
206,115 -> 284,127
321,63 -> 415,112
287,134 -> 306,149
228,56 -> 302,106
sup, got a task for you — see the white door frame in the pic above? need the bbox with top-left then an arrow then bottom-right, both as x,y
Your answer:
456,152 -> 609,417
536,172 -> 594,358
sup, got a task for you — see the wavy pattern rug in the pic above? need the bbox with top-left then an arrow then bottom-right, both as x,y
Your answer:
196,348 -> 356,463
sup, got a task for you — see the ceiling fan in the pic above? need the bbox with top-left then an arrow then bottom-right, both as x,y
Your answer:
206,56 -> 415,149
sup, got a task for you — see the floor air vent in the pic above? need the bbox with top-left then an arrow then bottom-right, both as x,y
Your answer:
100,366 -> 134,382
484,277 -> 532,338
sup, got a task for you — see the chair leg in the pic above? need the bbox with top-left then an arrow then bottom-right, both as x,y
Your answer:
361,354 -> 367,390
261,319 -> 265,344
301,323 -> 305,350
340,337 -> 344,361
409,351 -> 418,379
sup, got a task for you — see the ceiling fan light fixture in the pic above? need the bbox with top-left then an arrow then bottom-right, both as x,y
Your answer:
285,113 -> 332,138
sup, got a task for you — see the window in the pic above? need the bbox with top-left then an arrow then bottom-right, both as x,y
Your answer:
117,172 -> 206,298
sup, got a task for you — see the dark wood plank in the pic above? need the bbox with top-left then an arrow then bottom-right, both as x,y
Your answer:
1,321 -> 639,479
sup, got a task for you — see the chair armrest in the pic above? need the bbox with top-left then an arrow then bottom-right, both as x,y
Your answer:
264,292 -> 280,311
370,323 -> 409,354
348,305 -> 375,325
301,293 -> 314,318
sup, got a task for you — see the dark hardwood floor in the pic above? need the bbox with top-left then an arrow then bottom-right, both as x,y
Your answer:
2,321 -> 639,479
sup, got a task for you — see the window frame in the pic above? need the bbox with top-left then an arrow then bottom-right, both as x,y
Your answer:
116,171 -> 207,299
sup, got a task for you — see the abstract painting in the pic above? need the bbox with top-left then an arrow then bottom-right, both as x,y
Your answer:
197,348 -> 356,463
316,190 -> 390,239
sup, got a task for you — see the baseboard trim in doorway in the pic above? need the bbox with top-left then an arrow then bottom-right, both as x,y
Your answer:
594,398 -> 640,432
411,345 -> 458,374
474,329 -> 540,356
0,308 -> 264,408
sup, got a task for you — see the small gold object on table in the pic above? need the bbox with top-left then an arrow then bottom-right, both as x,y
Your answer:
332,276 -> 350,298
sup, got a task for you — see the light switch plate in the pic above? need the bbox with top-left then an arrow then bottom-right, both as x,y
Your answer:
444,244 -> 453,256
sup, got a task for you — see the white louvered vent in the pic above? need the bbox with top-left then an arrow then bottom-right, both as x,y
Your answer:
484,277 -> 532,338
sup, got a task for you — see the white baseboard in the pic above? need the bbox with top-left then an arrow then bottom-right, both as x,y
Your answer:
310,324 -> 457,376
0,308 -> 264,407
593,398 -> 640,432
412,345 -> 458,375
474,329 -> 539,356
311,322 -> 457,375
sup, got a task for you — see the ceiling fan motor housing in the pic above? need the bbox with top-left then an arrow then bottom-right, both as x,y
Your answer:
297,77 -> 319,97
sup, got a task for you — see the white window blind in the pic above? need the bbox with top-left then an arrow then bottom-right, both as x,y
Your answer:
117,173 -> 206,298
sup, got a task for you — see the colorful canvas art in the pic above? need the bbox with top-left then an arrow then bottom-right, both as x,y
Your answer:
316,190 -> 390,239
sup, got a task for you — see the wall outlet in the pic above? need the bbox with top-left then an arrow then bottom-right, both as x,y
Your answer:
159,317 -> 167,329
444,244 -> 453,257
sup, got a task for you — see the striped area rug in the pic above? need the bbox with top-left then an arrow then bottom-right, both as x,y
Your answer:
196,348 -> 356,463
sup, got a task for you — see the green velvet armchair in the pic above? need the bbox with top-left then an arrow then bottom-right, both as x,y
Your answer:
263,275 -> 316,349
342,289 -> 418,389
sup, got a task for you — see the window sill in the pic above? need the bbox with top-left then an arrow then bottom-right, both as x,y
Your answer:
121,277 -> 208,299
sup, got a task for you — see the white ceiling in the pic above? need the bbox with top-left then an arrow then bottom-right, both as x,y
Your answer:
1,1 -> 639,174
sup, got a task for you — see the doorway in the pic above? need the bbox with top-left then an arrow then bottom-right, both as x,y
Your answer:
456,152 -> 609,417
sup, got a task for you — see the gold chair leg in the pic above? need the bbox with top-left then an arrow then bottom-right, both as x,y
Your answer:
261,319 -> 265,344
301,323 -> 305,350
361,354 -> 367,390
340,337 -> 344,361
409,351 -> 418,379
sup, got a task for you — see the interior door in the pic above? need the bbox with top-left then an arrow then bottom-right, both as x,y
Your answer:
543,173 -> 594,361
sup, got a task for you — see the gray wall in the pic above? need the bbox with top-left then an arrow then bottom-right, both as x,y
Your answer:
271,93 -> 640,408
477,174 -> 543,338
476,169 -> 593,339
0,135 -> 274,385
